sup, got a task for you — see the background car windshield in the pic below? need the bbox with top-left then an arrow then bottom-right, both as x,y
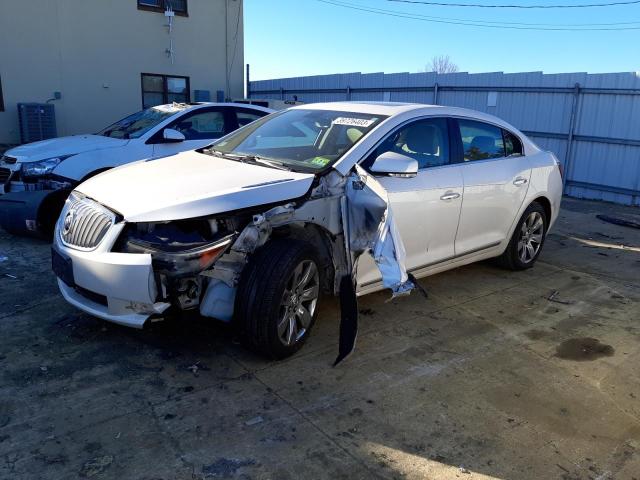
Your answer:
211,109 -> 386,171
98,105 -> 187,139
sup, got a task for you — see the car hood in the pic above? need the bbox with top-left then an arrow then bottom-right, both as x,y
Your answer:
76,150 -> 316,222
5,135 -> 128,162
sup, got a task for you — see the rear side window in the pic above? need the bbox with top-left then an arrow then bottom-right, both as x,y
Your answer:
235,108 -> 267,127
458,119 -> 505,161
503,129 -> 524,156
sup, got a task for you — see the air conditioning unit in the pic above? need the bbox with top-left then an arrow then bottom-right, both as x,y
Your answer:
18,103 -> 57,144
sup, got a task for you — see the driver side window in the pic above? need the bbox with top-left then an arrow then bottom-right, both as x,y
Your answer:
367,118 -> 450,170
170,109 -> 226,140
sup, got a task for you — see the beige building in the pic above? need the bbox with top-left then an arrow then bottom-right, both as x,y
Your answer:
0,0 -> 244,145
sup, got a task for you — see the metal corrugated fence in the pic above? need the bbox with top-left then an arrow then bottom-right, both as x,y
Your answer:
249,71 -> 640,206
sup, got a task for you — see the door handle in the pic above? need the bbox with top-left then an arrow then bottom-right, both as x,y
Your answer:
513,177 -> 528,186
440,191 -> 461,201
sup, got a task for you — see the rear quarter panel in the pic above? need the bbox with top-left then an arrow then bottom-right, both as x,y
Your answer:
515,150 -> 563,234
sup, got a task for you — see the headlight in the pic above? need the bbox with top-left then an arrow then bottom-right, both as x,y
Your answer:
114,219 -> 237,276
21,155 -> 71,178
150,236 -> 234,275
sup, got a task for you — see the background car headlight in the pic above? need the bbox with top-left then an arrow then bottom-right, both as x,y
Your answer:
21,155 -> 72,178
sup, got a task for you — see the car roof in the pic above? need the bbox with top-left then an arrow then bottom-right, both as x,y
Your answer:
290,101 -> 431,116
154,102 -> 275,114
289,101 -> 520,131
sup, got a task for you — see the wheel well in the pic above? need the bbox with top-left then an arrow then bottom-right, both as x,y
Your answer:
532,196 -> 552,223
271,223 -> 337,294
37,190 -> 69,238
81,167 -> 112,183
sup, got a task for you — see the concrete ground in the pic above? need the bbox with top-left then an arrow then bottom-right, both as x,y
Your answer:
0,197 -> 639,480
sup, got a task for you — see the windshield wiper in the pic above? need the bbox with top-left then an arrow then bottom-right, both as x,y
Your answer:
251,157 -> 290,171
206,151 -> 291,171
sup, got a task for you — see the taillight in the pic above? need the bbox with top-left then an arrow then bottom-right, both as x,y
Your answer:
558,162 -> 564,179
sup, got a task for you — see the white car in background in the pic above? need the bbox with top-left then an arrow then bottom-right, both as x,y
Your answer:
52,102 -> 563,362
0,102 -> 273,235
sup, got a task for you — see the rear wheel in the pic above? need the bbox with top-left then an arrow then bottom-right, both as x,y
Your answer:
235,239 -> 321,359
497,202 -> 547,270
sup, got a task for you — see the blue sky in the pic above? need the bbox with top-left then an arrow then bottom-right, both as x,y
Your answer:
245,0 -> 640,80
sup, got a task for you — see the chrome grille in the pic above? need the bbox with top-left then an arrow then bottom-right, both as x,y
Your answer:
0,167 -> 11,184
60,194 -> 115,250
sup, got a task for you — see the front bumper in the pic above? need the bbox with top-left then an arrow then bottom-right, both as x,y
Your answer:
53,223 -> 170,328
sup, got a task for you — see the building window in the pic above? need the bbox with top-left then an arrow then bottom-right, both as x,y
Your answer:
137,0 -> 188,16
0,76 -> 4,112
141,73 -> 190,108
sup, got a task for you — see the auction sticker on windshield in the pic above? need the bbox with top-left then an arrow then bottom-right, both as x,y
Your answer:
309,156 -> 331,167
333,117 -> 376,128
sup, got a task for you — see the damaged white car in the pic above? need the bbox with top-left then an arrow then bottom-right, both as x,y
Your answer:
52,102 -> 562,362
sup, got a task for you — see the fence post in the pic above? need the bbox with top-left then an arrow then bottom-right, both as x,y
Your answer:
563,82 -> 581,193
346,86 -> 351,101
245,64 -> 250,98
433,82 -> 439,105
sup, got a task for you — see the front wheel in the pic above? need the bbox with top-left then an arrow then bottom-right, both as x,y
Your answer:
497,202 -> 547,270
235,239 -> 321,359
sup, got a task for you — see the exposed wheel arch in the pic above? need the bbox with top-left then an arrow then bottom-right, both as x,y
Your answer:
80,167 -> 112,183
271,222 -> 338,295
37,189 -> 70,238
531,196 -> 552,225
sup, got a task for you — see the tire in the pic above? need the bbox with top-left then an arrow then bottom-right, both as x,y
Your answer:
497,202 -> 548,271
235,239 -> 322,359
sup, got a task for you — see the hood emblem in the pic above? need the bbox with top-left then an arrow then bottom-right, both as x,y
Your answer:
63,209 -> 76,235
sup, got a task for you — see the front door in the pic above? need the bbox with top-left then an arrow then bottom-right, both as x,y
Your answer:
356,117 -> 464,289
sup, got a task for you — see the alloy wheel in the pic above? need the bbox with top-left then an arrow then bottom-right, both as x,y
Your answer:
277,260 -> 320,346
517,211 -> 544,264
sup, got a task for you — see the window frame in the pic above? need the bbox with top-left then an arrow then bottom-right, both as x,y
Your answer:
502,128 -> 524,157
140,73 -> 190,109
451,117 -> 526,164
231,107 -> 271,130
360,116 -> 457,172
0,75 -> 4,112
137,0 -> 188,17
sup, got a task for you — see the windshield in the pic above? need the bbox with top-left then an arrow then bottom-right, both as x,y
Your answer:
208,109 -> 387,172
98,104 -> 188,139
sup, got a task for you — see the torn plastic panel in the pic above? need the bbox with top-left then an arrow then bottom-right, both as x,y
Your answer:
334,165 -> 422,365
345,165 -> 415,296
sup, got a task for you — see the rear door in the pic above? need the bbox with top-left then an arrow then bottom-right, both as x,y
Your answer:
356,117 -> 464,288
453,118 -> 531,255
150,107 -> 232,158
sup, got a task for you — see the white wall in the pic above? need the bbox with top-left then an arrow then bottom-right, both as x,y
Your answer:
0,0 -> 244,144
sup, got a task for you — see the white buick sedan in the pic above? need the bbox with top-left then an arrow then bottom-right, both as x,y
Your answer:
52,102 -> 562,362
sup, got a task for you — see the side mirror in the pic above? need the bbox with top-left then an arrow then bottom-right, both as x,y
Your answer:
162,128 -> 186,143
370,151 -> 418,177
